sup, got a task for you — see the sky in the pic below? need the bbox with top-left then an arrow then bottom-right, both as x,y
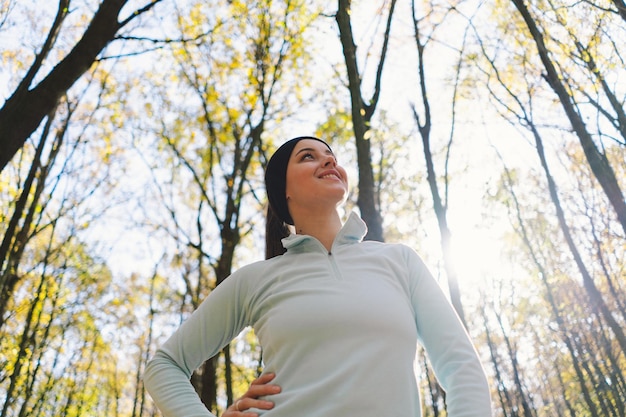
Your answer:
0,0 -> 554,302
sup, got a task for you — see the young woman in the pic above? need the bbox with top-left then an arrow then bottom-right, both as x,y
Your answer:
143,136 -> 492,417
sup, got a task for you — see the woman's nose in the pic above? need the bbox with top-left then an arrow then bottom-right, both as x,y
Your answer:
323,155 -> 336,167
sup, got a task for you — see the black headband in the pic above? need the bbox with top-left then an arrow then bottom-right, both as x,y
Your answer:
264,136 -> 331,225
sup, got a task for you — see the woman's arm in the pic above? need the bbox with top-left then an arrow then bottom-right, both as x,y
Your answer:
407,248 -> 492,417
143,271 -> 253,417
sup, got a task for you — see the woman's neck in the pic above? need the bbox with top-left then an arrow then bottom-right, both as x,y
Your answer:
293,210 -> 342,253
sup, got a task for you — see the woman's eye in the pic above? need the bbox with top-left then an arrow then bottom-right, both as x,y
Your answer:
301,153 -> 314,160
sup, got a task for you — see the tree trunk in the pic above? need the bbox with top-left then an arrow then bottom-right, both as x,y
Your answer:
336,0 -> 397,241
224,346 -> 234,406
0,106 -> 61,329
480,299 -> 513,417
0,0 -> 163,172
493,309 -> 535,417
610,0 -> 626,23
421,351 -> 443,417
197,356 -> 218,412
510,0 -> 626,235
409,0 -> 467,326
0,272 -> 46,417
530,124 -> 626,354
501,162 -> 601,417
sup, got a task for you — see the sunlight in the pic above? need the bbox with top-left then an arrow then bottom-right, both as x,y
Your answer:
449,224 -> 504,289
446,179 -> 510,290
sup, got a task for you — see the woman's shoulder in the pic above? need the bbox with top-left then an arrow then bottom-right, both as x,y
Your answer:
358,240 -> 416,256
227,255 -> 285,287
356,240 -> 429,271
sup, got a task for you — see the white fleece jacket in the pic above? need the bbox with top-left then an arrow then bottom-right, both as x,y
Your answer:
143,212 -> 492,416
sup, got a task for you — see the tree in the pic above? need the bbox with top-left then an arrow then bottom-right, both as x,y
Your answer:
335,0 -> 398,241
409,0 -> 471,327
0,0 -> 164,172
132,0 -> 318,412
0,104 -> 61,328
1,37 -> 147,414
3,1 -> 625,415
467,0 -> 626,408
472,0 -> 626,355
510,0 -> 626,235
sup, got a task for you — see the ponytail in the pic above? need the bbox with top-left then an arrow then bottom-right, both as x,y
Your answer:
265,204 -> 290,259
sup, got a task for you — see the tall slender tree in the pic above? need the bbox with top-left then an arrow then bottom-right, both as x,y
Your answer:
510,0 -> 626,234
409,0 -> 469,326
135,0 -> 318,412
335,0 -> 397,241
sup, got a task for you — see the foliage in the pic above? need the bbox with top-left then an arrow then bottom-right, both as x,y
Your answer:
0,0 -> 624,416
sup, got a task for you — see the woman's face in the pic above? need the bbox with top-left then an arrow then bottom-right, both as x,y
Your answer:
285,139 -> 349,214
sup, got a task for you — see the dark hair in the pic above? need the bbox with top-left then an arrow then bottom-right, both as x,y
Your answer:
265,204 -> 290,259
264,136 -> 331,259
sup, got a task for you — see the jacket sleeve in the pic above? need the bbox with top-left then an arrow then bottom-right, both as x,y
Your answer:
405,247 -> 492,417
143,271 -> 251,417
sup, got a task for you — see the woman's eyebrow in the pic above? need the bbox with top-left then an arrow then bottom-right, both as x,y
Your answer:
295,147 -> 334,156
295,147 -> 315,155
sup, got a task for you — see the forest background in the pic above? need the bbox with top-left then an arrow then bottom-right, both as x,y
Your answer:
0,0 -> 624,416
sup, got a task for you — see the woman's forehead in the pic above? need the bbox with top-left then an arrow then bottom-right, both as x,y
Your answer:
292,139 -> 333,154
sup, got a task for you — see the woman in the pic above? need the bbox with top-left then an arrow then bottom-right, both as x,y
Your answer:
143,136 -> 492,417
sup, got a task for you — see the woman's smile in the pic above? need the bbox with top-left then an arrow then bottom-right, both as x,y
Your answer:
319,169 -> 342,180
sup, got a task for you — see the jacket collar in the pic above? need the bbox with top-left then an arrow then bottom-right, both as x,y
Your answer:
281,211 -> 367,253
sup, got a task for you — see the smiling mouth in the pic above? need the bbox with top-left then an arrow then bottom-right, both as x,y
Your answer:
320,174 -> 340,180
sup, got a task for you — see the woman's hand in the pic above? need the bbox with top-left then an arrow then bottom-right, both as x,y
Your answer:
224,373 -> 281,416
